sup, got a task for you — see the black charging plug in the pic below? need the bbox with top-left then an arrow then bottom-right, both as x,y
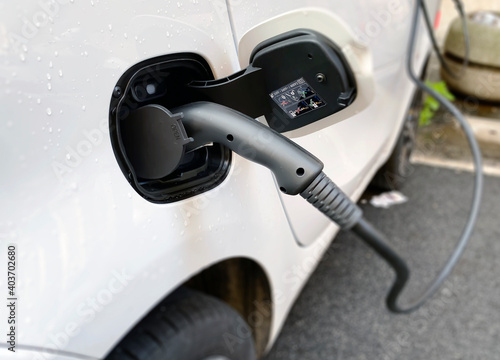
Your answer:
121,68 -> 480,314
123,102 -> 327,195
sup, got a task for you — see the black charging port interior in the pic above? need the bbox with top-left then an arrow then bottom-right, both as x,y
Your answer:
109,54 -> 232,203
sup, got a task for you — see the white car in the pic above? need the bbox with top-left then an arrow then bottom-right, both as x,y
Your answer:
0,0 -> 439,359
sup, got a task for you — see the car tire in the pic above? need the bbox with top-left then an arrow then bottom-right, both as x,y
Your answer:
105,287 -> 256,360
370,85 -> 422,191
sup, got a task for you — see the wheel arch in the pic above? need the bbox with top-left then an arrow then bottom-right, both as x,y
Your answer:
184,257 -> 273,359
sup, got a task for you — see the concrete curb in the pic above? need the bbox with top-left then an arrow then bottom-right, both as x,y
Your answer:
467,115 -> 500,146
411,154 -> 500,177
414,114 -> 500,177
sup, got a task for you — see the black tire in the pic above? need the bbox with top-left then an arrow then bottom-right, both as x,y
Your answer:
105,287 -> 256,360
371,86 -> 423,191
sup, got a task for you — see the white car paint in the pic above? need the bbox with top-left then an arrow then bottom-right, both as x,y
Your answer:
0,1 -> 439,359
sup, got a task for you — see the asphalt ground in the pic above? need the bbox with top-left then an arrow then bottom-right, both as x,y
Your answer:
264,164 -> 500,360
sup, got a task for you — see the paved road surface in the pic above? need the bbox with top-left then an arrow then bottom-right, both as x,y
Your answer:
264,164 -> 500,360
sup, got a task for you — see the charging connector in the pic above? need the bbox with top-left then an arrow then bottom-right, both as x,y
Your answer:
124,102 -> 324,195
122,74 -> 481,313
118,0 -> 481,315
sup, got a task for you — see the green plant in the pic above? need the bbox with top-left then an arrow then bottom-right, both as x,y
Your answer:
419,81 -> 456,126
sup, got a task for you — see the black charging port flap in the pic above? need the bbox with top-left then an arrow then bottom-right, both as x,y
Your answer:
250,29 -> 357,133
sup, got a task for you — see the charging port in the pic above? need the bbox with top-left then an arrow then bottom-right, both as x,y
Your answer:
109,54 -> 232,203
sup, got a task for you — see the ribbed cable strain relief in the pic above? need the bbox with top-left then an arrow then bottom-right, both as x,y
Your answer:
300,172 -> 363,230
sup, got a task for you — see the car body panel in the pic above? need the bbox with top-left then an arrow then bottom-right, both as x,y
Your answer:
0,0 -> 439,358
0,0 -> 242,357
235,5 -> 432,246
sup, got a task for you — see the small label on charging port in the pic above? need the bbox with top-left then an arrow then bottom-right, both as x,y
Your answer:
270,78 -> 326,119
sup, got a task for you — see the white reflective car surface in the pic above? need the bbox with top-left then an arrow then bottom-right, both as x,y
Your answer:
0,1 -> 438,358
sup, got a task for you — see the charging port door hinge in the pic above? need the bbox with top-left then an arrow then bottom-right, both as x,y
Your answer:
188,65 -> 271,119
